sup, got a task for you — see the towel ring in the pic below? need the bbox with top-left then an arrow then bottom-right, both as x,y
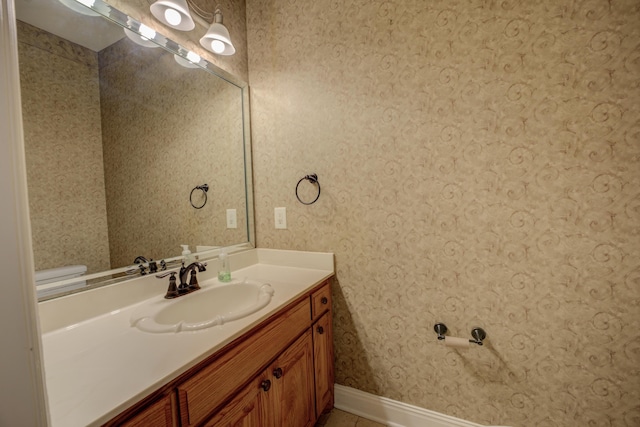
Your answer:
190,184 -> 209,209
296,174 -> 321,205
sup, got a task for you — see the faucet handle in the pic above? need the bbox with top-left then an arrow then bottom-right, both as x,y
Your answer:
188,272 -> 201,291
156,271 -> 175,279
156,271 -> 179,299
187,262 -> 207,291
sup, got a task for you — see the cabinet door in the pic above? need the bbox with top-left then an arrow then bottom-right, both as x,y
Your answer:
313,311 -> 334,417
271,331 -> 315,427
203,374 -> 272,427
177,299 -> 310,426
117,394 -> 175,427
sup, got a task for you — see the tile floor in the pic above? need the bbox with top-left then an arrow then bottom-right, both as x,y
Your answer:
315,409 -> 386,427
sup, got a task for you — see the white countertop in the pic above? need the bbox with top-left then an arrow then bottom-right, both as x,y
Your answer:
40,249 -> 334,427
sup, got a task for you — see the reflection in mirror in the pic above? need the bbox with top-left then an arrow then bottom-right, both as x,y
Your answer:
15,0 -> 254,300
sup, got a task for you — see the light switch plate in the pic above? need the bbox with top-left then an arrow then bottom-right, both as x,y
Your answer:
226,209 -> 237,229
275,207 -> 287,229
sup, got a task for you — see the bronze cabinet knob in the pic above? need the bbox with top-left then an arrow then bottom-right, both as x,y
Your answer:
321,296 -> 328,304
260,379 -> 271,392
273,368 -> 283,379
317,326 -> 324,334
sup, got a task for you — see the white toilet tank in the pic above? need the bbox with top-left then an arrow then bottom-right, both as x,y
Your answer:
35,265 -> 88,298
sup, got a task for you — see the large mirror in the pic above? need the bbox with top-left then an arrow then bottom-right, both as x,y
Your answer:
15,0 -> 254,300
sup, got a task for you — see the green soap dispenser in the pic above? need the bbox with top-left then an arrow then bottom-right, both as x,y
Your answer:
218,248 -> 231,282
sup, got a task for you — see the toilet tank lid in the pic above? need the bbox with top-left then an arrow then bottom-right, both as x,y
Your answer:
35,265 -> 87,282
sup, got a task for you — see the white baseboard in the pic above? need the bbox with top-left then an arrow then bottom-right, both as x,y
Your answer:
334,385 -> 509,427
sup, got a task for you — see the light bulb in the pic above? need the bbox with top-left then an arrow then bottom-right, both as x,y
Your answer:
138,24 -> 156,41
186,51 -> 201,63
164,8 -> 182,26
211,39 -> 225,54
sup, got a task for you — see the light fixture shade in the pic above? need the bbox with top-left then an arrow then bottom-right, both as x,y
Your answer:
174,55 -> 198,68
199,10 -> 235,55
150,0 -> 195,31
174,52 -> 202,68
58,0 -> 100,16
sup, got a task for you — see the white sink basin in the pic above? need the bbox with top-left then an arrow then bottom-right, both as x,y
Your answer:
131,278 -> 275,333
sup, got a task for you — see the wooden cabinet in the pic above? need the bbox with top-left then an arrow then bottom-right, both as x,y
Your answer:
202,374 -> 269,427
206,331 -> 315,427
311,283 -> 334,417
311,284 -> 331,320
269,331 -> 315,427
105,280 -> 333,427
313,311 -> 334,417
177,299 -> 310,426
104,393 -> 175,427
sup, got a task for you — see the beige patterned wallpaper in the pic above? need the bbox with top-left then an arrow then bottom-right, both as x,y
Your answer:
246,0 -> 640,426
107,0 -> 248,82
99,38 -> 247,267
18,21 -> 112,274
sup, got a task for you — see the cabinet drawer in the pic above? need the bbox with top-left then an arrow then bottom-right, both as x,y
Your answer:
311,282 -> 331,320
177,299 -> 310,426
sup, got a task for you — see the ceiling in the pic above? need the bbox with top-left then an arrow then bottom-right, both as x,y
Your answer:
15,0 -> 124,51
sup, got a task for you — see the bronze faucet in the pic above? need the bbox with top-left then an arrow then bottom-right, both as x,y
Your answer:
179,261 -> 207,292
156,262 -> 207,299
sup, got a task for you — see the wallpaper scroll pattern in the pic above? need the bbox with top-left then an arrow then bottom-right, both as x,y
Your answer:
18,21 -> 112,274
99,38 -> 248,267
246,0 -> 640,426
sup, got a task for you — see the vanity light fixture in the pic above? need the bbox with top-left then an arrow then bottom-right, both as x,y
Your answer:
124,23 -> 160,48
199,9 -> 235,55
147,0 -> 235,56
149,0 -> 195,31
174,51 -> 202,68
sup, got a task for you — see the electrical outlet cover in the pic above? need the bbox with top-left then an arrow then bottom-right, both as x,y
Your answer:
275,207 -> 287,229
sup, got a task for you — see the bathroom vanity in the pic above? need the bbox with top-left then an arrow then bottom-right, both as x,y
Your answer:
109,281 -> 332,427
38,249 -> 334,427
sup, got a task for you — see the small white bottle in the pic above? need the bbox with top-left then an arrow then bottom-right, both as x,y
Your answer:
181,244 -> 194,264
218,248 -> 231,282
